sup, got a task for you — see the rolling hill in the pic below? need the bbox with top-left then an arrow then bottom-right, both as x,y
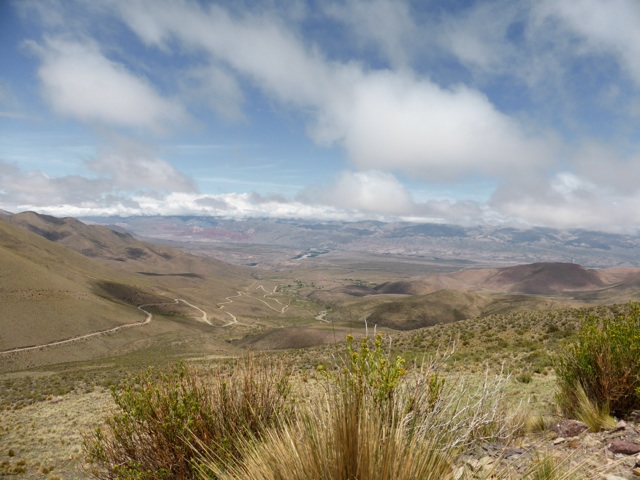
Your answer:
4,211 -> 640,370
0,215 -> 256,372
482,262 -> 606,294
0,219 -> 155,352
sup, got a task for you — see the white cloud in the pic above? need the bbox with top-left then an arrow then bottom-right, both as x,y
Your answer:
324,0 -> 416,67
21,192 -> 365,220
490,170 -> 640,231
0,134 -> 196,209
87,136 -> 196,192
4,164 -> 640,233
317,71 -> 553,180
87,154 -> 194,192
30,36 -> 188,133
0,160 -> 111,206
302,170 -> 415,215
114,1 -> 553,181
537,0 -> 640,86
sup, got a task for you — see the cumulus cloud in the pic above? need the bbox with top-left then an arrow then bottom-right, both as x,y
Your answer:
302,170 -> 415,215
5,159 -> 640,232
0,134 -> 196,211
29,36 -> 188,133
113,0 -> 553,181
0,160 -> 112,206
489,170 -> 640,231
317,71 -> 553,179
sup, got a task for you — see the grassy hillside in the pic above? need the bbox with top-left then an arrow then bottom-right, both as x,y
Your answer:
0,221 -> 147,350
0,218 -> 253,372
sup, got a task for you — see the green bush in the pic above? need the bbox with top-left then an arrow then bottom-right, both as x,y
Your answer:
555,302 -> 640,417
84,357 -> 291,479
339,333 -> 408,407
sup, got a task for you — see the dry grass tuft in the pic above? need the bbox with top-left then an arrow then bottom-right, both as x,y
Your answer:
573,385 -> 617,432
198,335 -> 524,480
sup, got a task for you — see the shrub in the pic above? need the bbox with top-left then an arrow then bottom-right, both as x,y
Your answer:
86,335 -> 526,479
337,333 -> 408,411
84,357 -> 291,479
199,334 -> 523,480
555,302 -> 640,417
201,334 -> 452,480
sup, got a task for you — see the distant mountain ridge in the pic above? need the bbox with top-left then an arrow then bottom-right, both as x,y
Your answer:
81,216 -> 640,268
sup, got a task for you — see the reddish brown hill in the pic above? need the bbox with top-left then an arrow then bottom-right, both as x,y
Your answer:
374,281 -> 420,295
484,262 -> 606,295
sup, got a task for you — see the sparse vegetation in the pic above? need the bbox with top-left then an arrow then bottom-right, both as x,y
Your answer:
555,302 -> 640,417
84,358 -> 291,479
5,212 -> 640,479
83,335 -> 533,479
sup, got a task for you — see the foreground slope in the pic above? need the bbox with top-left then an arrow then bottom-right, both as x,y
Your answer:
0,220 -> 149,352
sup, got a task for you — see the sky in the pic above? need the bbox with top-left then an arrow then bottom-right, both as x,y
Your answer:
2,0 -> 640,232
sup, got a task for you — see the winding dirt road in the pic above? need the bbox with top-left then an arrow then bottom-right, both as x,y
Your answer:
1,284 -> 296,353
217,284 -> 289,327
0,298 -> 210,355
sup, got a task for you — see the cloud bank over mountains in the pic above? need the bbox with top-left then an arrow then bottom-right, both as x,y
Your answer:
2,0 -> 640,232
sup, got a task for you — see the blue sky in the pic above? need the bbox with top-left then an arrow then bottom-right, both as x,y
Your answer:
2,0 -> 640,232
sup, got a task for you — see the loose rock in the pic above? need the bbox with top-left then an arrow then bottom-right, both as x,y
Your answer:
609,440 -> 640,455
553,419 -> 588,438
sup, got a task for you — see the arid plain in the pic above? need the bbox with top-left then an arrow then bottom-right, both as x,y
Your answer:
2,211 -> 640,478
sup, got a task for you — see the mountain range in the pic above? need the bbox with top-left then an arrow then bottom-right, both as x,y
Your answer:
80,215 -> 640,268
2,210 -> 640,372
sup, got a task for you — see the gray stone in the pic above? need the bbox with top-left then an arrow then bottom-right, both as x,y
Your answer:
609,440 -> 640,455
603,475 -> 627,480
553,419 -> 589,438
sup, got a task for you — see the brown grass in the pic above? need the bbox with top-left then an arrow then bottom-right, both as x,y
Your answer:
84,356 -> 292,479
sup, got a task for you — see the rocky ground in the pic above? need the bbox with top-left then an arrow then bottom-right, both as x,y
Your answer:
458,414 -> 640,479
2,388 -> 640,479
